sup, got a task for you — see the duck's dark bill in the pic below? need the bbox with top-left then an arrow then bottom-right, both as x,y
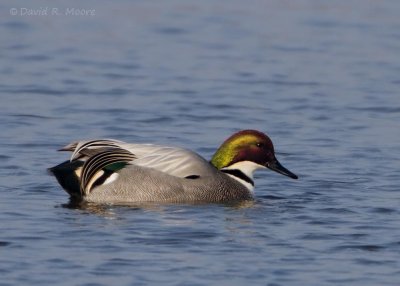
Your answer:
267,159 -> 298,179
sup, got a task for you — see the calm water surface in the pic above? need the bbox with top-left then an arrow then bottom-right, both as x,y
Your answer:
1,1 -> 399,285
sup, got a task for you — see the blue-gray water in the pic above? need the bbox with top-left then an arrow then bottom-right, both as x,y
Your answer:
1,1 -> 399,285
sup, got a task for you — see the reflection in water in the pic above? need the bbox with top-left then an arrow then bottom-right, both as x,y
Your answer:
61,199 -> 120,218
62,197 -> 256,217
223,199 -> 255,209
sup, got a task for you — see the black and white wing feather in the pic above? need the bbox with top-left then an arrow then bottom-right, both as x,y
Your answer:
80,147 -> 136,194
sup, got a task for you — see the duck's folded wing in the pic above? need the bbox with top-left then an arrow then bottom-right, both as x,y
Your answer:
61,139 -> 216,178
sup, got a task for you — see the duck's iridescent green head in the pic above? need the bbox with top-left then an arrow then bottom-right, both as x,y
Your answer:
211,130 -> 298,179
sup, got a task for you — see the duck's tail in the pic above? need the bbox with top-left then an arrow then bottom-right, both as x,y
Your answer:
48,160 -> 84,199
49,139 -> 136,199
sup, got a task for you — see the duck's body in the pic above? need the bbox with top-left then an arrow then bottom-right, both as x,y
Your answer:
49,130 -> 297,204
83,164 -> 252,203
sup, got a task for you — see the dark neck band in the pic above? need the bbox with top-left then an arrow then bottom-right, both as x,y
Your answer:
221,169 -> 254,186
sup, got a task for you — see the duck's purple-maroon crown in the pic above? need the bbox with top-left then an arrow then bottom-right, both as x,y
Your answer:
223,130 -> 274,151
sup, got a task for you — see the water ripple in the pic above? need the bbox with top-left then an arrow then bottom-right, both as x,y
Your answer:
333,244 -> 386,252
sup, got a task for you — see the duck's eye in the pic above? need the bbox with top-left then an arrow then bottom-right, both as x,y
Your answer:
256,142 -> 264,148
